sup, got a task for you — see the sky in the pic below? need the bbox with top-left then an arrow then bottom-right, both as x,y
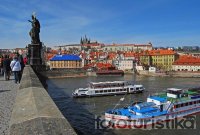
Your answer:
0,0 -> 200,49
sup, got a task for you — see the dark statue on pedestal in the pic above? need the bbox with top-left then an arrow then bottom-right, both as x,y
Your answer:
27,13 -> 42,65
28,14 -> 41,44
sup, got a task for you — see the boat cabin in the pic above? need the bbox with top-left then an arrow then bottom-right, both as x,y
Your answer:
88,81 -> 133,89
166,88 -> 183,98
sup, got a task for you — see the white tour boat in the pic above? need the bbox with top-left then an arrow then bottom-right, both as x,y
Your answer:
72,81 -> 145,98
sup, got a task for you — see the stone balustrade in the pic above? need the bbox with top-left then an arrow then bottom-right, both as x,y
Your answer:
9,65 -> 77,135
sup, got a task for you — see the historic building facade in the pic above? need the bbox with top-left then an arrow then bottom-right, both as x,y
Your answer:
114,59 -> 134,71
102,43 -> 153,52
140,49 -> 178,71
172,55 -> 200,71
50,54 -> 82,69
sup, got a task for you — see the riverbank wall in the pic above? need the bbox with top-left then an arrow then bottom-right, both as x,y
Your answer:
40,70 -> 87,78
9,65 -> 77,135
138,70 -> 200,78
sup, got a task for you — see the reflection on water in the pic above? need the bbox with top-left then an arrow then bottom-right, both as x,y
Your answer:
47,75 -> 200,135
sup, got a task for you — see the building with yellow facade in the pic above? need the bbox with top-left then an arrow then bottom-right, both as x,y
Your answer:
50,54 -> 82,69
140,49 -> 178,71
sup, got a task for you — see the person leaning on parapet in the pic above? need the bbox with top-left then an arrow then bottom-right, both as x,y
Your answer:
10,56 -> 21,84
3,55 -> 11,80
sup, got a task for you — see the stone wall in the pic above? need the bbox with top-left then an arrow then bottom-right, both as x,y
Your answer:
9,65 -> 77,135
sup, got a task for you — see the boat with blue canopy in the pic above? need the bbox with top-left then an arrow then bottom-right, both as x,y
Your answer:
105,87 -> 200,129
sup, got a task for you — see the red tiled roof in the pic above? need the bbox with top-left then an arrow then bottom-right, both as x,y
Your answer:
173,55 -> 200,65
84,62 -> 113,69
46,53 -> 55,60
141,49 -> 176,56
124,52 -> 136,57
50,50 -> 58,54
107,52 -> 117,60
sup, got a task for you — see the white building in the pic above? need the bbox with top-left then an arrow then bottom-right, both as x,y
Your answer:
172,56 -> 200,71
53,44 -> 82,51
114,60 -> 134,71
103,43 -> 153,52
149,67 -> 156,73
135,65 -> 144,71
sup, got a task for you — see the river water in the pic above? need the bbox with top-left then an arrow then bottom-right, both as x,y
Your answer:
47,75 -> 200,135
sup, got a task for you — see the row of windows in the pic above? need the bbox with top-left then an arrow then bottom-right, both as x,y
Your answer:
153,59 -> 174,62
51,63 -> 81,67
95,88 -> 128,93
51,63 -> 81,66
152,55 -> 174,58
52,63 -> 81,65
176,69 -> 200,71
174,65 -> 200,68
171,108 -> 200,116
119,64 -> 133,66
52,61 -> 81,63
174,100 -> 200,108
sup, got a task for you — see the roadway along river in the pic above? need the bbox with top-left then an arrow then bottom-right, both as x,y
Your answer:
47,75 -> 200,135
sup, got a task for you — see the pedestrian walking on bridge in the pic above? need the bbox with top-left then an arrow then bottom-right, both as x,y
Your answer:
3,55 -> 11,80
10,57 -> 21,84
0,55 -> 4,75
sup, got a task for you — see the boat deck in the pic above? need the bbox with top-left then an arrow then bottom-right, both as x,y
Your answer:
109,106 -> 167,119
151,91 -> 200,103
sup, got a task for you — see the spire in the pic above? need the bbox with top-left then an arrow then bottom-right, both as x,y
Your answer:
80,37 -> 83,44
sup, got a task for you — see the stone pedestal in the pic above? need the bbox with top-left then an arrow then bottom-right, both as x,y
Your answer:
28,43 -> 42,65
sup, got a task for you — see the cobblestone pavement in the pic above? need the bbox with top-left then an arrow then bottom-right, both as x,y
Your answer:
0,75 -> 18,135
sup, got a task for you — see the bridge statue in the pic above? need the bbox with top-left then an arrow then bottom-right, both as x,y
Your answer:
28,14 -> 40,44
27,13 -> 42,65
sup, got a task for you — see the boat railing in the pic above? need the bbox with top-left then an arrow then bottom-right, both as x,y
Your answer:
89,84 -> 127,89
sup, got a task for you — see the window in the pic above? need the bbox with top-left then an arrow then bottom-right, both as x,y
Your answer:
100,90 -> 103,93
78,90 -> 88,92
112,89 -> 115,92
95,91 -> 99,93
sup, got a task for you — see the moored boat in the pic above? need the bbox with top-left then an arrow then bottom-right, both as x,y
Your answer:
72,81 -> 144,98
104,87 -> 200,129
96,69 -> 124,76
